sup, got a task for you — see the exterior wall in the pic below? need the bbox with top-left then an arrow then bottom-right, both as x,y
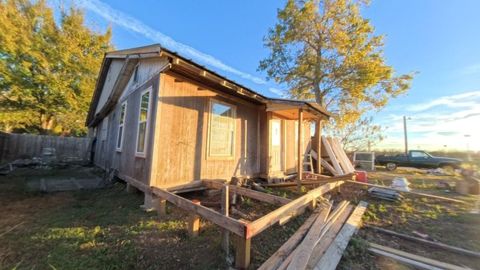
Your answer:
284,120 -> 312,174
93,58 -> 165,185
95,59 -> 124,114
151,72 -> 263,188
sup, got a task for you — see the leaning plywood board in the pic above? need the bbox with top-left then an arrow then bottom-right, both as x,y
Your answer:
332,137 -> 355,173
327,137 -> 351,174
313,201 -> 368,270
320,159 -> 339,176
321,136 -> 344,175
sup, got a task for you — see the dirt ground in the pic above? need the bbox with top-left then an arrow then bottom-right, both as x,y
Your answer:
0,166 -> 479,269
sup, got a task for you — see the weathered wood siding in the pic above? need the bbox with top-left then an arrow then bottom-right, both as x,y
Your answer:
151,72 -> 263,188
95,59 -> 124,114
0,132 -> 92,163
93,57 -> 166,185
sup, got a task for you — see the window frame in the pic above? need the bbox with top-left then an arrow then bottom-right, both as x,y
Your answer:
133,64 -> 139,83
206,98 -> 236,160
116,101 -> 127,152
135,87 -> 152,158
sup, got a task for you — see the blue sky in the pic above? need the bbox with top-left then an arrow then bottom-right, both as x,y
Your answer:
67,0 -> 480,151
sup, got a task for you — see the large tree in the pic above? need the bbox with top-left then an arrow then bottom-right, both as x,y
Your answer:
0,0 -> 112,135
259,0 -> 413,127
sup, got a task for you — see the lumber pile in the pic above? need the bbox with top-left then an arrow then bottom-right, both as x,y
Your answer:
310,136 -> 355,177
259,200 -> 368,270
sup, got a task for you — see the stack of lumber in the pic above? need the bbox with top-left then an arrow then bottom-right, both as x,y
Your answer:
259,200 -> 368,270
368,187 -> 403,201
311,136 -> 355,177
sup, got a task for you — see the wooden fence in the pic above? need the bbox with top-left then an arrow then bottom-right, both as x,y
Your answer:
0,132 -> 93,163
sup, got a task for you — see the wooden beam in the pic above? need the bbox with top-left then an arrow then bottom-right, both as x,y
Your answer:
235,235 -> 251,269
369,243 -> 469,270
316,120 -> 322,174
246,181 -> 344,239
346,180 -> 468,204
297,109 -> 304,190
313,201 -> 368,270
203,180 -> 292,205
320,159 -> 339,176
366,225 -> 480,258
151,187 -> 247,237
258,212 -> 321,270
188,200 -> 201,236
221,185 -> 230,256
267,112 -> 273,181
322,136 -> 344,175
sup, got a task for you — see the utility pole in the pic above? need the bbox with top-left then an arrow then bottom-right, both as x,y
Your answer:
403,116 -> 408,155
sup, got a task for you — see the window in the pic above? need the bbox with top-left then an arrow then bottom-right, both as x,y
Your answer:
101,116 -> 108,141
208,100 -> 236,158
133,64 -> 139,83
411,151 -> 429,158
116,101 -> 127,151
136,88 -> 151,156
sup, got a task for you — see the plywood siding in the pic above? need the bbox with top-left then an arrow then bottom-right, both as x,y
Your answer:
151,73 -> 263,188
95,59 -> 124,114
283,119 -> 312,175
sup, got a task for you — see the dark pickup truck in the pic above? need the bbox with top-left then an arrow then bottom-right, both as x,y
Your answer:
376,150 -> 462,171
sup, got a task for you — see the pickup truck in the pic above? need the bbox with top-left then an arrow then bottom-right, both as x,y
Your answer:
375,150 -> 462,171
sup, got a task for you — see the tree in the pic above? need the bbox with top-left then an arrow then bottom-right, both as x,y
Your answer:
328,116 -> 384,151
0,0 -> 112,135
259,0 -> 413,127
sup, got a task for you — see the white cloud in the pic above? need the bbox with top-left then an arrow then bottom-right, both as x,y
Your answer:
76,0 -> 271,87
461,63 -> 480,76
406,90 -> 480,112
268,87 -> 286,97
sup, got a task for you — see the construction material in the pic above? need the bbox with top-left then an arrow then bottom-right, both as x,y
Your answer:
321,136 -> 344,175
313,201 -> 368,270
0,222 -> 25,238
258,212 -> 321,270
246,181 -> 344,238
367,225 -> 480,258
369,247 -> 445,270
347,180 -> 467,204
221,185 -> 230,257
368,187 -> 403,201
369,242 -> 469,270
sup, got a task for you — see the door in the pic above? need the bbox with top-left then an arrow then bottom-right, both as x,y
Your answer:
271,120 -> 282,172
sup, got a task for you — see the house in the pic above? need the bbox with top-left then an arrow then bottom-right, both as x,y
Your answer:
86,44 -> 332,268
86,44 -> 330,191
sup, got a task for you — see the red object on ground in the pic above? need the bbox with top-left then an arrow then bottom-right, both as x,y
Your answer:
355,171 -> 368,182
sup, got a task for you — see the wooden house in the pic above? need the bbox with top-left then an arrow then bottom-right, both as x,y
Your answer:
87,44 -> 330,190
86,44 -> 333,268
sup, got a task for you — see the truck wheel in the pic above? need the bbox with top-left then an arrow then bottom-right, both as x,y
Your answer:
386,163 -> 397,171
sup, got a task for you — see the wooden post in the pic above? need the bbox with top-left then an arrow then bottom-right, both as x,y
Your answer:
297,109 -> 304,190
316,120 -> 322,174
267,112 -> 273,182
308,198 -> 317,210
221,185 -> 230,257
188,199 -> 201,237
235,235 -> 251,269
155,197 -> 167,216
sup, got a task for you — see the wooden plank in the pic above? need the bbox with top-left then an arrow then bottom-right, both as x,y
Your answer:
246,181 -> 344,239
321,136 -> 344,175
369,248 -> 443,270
320,159 -> 339,176
333,137 -> 355,173
369,243 -> 469,270
188,200 -> 201,236
258,212 -> 320,270
307,205 -> 354,268
287,201 -> 350,270
328,137 -> 351,174
366,225 -> 480,258
221,185 -> 230,255
203,180 -> 291,205
346,180 -> 468,204
313,201 -> 368,270
151,187 -> 246,237
234,235 -> 251,269
315,120 -> 322,174
297,109 -> 304,189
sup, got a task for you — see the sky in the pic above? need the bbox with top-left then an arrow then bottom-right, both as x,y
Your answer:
60,0 -> 480,152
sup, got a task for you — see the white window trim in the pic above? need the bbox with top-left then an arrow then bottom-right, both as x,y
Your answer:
133,64 -> 140,84
116,101 -> 127,152
206,98 -> 236,160
135,87 -> 152,158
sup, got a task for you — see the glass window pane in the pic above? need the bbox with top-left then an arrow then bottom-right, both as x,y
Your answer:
137,122 -> 146,153
209,101 -> 235,157
117,126 -> 123,148
120,104 -> 126,125
140,92 -> 150,122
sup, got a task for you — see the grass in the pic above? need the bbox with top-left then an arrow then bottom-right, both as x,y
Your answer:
1,166 -> 479,269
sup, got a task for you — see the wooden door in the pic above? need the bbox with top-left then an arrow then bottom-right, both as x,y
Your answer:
271,119 -> 282,172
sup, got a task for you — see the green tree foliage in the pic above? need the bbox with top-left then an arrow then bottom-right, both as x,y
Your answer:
0,0 -> 112,135
259,0 -> 413,127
